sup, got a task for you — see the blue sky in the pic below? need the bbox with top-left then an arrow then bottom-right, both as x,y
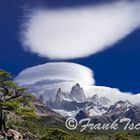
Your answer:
0,0 -> 140,93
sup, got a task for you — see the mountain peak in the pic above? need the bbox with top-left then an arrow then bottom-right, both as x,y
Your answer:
91,94 -> 99,101
90,94 -> 111,106
69,83 -> 86,101
54,88 -> 63,104
57,88 -> 62,94
107,100 -> 133,115
75,83 -> 80,87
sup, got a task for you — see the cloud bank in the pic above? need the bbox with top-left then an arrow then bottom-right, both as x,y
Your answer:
15,62 -> 140,104
21,1 -> 140,59
85,86 -> 140,105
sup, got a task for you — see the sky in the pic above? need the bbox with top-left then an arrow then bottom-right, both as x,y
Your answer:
0,0 -> 140,94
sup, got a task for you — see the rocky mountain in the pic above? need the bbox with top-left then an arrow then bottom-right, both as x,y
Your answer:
46,83 -> 111,117
75,110 -> 89,121
101,100 -> 140,123
74,100 -> 140,125
69,83 -> 86,101
125,105 -> 140,123
87,105 -> 108,117
33,99 -> 62,117
106,100 -> 133,115
36,83 -> 140,125
54,88 -> 64,105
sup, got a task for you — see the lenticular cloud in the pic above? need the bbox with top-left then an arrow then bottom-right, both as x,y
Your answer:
21,1 -> 140,59
15,62 -> 95,85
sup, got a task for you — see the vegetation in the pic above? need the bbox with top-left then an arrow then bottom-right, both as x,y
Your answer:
0,69 -> 36,138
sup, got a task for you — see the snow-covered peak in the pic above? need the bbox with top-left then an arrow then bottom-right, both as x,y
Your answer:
87,106 -> 108,117
107,100 -> 133,114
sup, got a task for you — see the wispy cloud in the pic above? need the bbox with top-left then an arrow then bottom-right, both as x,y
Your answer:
21,1 -> 140,59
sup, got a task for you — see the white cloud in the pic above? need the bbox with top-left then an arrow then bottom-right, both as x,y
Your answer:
84,86 -> 140,105
15,62 -> 95,85
15,62 -> 140,105
21,1 -> 140,59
